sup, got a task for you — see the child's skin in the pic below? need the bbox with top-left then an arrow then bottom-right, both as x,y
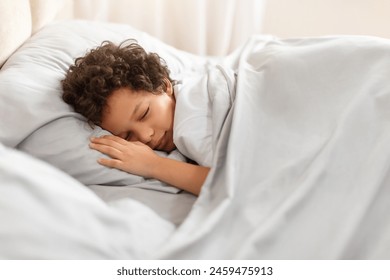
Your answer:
89,79 -> 209,196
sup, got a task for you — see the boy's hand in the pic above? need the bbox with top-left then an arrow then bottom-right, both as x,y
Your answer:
90,134 -> 209,195
89,135 -> 160,178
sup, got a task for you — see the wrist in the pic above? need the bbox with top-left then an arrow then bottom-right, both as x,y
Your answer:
147,154 -> 165,178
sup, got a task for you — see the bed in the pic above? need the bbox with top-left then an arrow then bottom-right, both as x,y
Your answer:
1,2 -> 390,260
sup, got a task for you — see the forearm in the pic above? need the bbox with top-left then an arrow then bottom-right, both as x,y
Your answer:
150,157 -> 210,196
89,136 -> 208,195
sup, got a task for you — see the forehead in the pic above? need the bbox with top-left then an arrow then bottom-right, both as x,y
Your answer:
101,87 -> 144,134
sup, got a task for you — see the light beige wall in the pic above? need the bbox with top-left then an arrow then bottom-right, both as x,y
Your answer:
262,0 -> 390,38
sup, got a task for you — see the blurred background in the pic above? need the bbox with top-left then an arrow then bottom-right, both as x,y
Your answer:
4,0 -> 390,56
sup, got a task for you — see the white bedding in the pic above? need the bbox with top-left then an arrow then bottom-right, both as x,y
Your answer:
1,21 -> 390,259
0,143 -> 174,259
173,65 -> 236,166
158,35 -> 390,259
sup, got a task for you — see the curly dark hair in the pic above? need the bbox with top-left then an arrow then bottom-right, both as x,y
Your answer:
61,39 -> 173,126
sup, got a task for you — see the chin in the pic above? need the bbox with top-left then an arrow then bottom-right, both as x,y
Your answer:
164,142 -> 176,153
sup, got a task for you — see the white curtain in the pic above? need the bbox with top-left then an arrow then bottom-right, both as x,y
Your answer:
60,0 -> 266,55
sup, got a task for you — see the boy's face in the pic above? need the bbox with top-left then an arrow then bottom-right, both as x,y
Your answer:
101,83 -> 176,152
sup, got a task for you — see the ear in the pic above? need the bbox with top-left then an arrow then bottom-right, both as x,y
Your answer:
164,78 -> 174,96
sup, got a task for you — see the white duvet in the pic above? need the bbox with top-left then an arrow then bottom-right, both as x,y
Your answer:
173,64 -> 236,166
1,35 -> 390,259
159,35 -> 390,259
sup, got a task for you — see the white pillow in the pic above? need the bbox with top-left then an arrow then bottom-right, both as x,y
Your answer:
0,142 -> 174,259
0,20 -> 203,190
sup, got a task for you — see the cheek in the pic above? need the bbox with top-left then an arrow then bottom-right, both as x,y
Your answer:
158,97 -> 175,127
168,100 -> 176,127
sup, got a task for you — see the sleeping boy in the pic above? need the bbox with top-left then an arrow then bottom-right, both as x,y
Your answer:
61,40 -> 211,196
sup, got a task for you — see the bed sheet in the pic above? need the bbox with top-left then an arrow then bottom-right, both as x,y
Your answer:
89,185 -> 196,226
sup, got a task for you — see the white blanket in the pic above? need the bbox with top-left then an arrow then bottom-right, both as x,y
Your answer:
157,35 -> 390,259
173,64 -> 236,166
2,35 -> 390,259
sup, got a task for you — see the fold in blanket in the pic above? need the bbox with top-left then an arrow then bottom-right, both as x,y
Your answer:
173,65 -> 236,166
158,35 -> 390,259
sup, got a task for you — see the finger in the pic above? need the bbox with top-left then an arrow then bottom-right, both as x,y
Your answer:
97,134 -> 129,145
90,136 -> 127,150
89,142 -> 124,160
97,158 -> 124,169
132,141 -> 153,149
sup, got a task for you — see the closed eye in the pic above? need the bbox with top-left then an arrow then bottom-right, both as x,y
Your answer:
140,107 -> 149,120
124,133 -> 130,140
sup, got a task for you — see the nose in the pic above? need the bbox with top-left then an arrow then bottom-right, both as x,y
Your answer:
129,124 -> 154,144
